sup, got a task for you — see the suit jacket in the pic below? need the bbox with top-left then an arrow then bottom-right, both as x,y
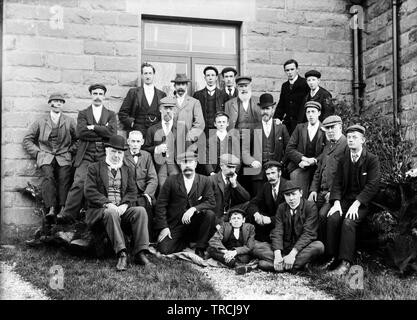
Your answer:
118,86 -> 166,133
271,199 -> 318,253
225,96 -> 261,131
23,113 -> 78,167
285,122 -> 326,174
209,172 -> 250,224
74,105 -> 117,167
330,148 -> 381,206
174,95 -> 205,142
84,161 -> 137,226
274,76 -> 310,134
123,149 -> 158,200
193,88 -> 227,131
209,222 -> 255,255
154,173 -> 215,230
222,87 -> 238,101
309,135 -> 348,193
299,87 -> 334,123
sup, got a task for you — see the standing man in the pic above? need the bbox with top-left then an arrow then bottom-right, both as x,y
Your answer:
326,125 -> 380,275
23,93 -> 78,219
193,66 -> 228,136
118,62 -> 167,136
274,59 -> 310,135
84,135 -> 152,271
308,115 -> 347,243
285,101 -> 326,198
221,67 -> 238,101
300,70 -> 334,123
154,152 -> 216,258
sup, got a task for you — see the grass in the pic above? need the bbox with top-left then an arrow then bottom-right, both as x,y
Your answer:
0,244 -> 221,300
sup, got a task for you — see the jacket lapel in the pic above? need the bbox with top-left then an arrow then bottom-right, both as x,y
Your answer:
177,174 -> 187,196
188,174 -> 199,199
124,151 -> 136,168
86,105 -> 95,124
216,172 -> 225,194
137,87 -> 144,108
121,166 -> 128,197
99,106 -> 109,125
99,161 -> 109,195
301,123 -> 308,152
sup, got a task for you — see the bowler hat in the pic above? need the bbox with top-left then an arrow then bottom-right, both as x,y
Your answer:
263,160 -> 282,171
305,70 -> 321,79
48,93 -> 65,104
304,101 -> 322,111
346,124 -> 366,135
171,74 -> 191,83
159,96 -> 177,108
257,93 -> 277,109
203,66 -> 219,76
176,151 -> 198,163
104,135 -> 128,151
219,154 -> 240,166
281,180 -> 301,194
221,67 -> 237,76
236,75 -> 252,85
88,83 -> 107,94
322,115 -> 342,127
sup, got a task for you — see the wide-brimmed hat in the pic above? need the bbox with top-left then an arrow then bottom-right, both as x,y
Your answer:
48,93 -> 65,104
257,93 -> 276,109
171,74 -> 191,83
104,135 -> 128,151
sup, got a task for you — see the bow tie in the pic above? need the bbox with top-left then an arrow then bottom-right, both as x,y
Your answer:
132,153 -> 140,157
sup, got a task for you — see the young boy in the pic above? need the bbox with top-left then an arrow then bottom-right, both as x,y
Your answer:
208,209 -> 256,274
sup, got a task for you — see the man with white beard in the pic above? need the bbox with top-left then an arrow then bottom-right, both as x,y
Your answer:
84,135 -> 152,271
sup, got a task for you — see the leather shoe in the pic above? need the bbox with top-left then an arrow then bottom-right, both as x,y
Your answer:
134,251 -> 153,266
116,251 -> 128,271
235,263 -> 257,275
45,207 -> 56,220
195,248 -> 206,259
329,260 -> 351,277
56,212 -> 75,225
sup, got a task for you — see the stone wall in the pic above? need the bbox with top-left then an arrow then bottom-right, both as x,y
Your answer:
1,0 -> 354,242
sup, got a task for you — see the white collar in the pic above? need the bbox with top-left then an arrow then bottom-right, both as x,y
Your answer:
308,121 -> 320,130
144,83 -> 154,91
310,87 -> 320,97
221,172 -> 229,185
163,119 -> 173,127
263,118 -> 273,126
289,75 -> 298,84
184,174 -> 195,182
216,130 -> 227,140
50,111 -> 61,123
206,85 -> 216,92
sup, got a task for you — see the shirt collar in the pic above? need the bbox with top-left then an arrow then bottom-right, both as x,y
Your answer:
263,118 -> 273,126
144,83 -> 154,90
351,148 -> 363,159
311,87 -> 320,97
308,121 -> 320,130
289,75 -> 298,84
206,85 -> 216,92
183,174 -> 195,182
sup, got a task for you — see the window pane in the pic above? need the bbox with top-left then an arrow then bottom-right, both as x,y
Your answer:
192,26 -> 236,54
148,61 -> 188,96
144,23 -> 191,51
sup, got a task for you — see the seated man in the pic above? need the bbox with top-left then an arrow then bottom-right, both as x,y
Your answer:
124,130 -> 158,241
255,181 -> 324,272
84,135 -> 152,271
326,125 -> 380,275
154,151 -> 216,258
208,208 -> 256,274
247,161 -> 286,243
210,154 -> 250,227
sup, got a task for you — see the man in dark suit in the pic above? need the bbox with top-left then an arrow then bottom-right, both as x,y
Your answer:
124,130 -> 158,240
242,93 -> 290,196
285,101 -> 326,198
274,59 -> 310,135
154,151 -> 216,258
299,70 -> 334,123
256,181 -> 324,272
221,67 -> 238,101
247,161 -> 286,244
209,154 -> 250,227
84,135 -> 152,271
308,115 -> 348,244
58,84 -> 117,224
193,66 -> 228,137
326,125 -> 381,275
118,62 -> 167,136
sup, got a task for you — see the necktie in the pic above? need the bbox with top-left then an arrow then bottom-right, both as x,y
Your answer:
352,153 -> 359,163
111,169 -> 117,177
289,83 -> 293,90
228,88 -> 232,96
273,188 -> 277,201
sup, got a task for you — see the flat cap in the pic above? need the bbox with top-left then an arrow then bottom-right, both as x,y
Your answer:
281,180 -> 301,194
159,96 -> 177,108
322,115 -> 342,127
48,93 -> 65,103
88,83 -> 107,93
263,160 -> 282,171
221,67 -> 237,76
176,151 -> 198,163
219,154 -> 240,166
203,66 -> 219,76
215,111 -> 230,119
236,75 -> 252,85
305,70 -> 321,79
304,100 -> 322,111
227,208 -> 246,219
346,124 -> 366,135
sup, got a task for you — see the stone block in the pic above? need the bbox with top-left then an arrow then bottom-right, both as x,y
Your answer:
62,23 -> 106,40
5,3 -> 43,20
115,42 -> 138,57
317,67 -> 353,81
304,12 -> 349,27
247,36 -> 283,51
325,27 -> 346,40
1,207 -> 40,225
2,128 -> 30,144
118,73 -> 139,87
5,20 -> 37,35
4,35 -> 17,50
282,36 -> 309,52
16,36 -> 84,54
117,13 -> 139,26
287,0 -> 347,13
363,46 -> 379,65
84,40 -> 114,55
41,0 -> 79,7
46,54 -> 94,70
247,50 -> 270,64
2,113 -> 41,129
367,0 -> 391,21
329,54 -> 352,68
256,8 -> 279,23
375,74 -> 386,88
256,0 -> 285,9
246,63 -> 281,78
63,70 -> 84,83
64,8 -> 93,24
365,58 -> 391,78
401,10 -> 417,33
270,51 -> 296,66
365,28 -> 387,50
401,43 -> 417,65
270,23 -> 298,36
83,71 -> 119,86
401,77 -> 417,95
103,26 -> 139,42
95,56 -> 138,72
3,160 -> 39,177
246,22 -> 270,36
91,11 -> 118,25
4,66 -> 61,82
5,52 -> 44,67
2,81 -> 34,97
298,26 -> 326,39
79,0 -> 127,11
294,52 -> 329,66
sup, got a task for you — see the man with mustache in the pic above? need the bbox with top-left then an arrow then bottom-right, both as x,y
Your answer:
118,63 -> 167,136
84,135 -> 152,271
257,181 -> 324,272
154,151 -> 216,258
57,84 -> 117,224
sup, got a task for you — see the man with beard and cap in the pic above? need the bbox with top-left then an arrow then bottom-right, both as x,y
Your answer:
57,84 -> 117,224
144,97 -> 181,188
256,181 -> 324,272
154,151 -> 216,258
209,153 -> 250,228
326,125 -> 380,276
285,100 -> 326,198
221,67 -> 238,101
118,62 -> 167,136
274,59 -> 310,135
193,66 -> 228,137
242,93 -> 290,196
308,115 -> 347,245
247,161 -> 287,245
299,70 -> 334,123
23,93 -> 78,221
84,135 -> 152,271
124,130 -> 158,241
